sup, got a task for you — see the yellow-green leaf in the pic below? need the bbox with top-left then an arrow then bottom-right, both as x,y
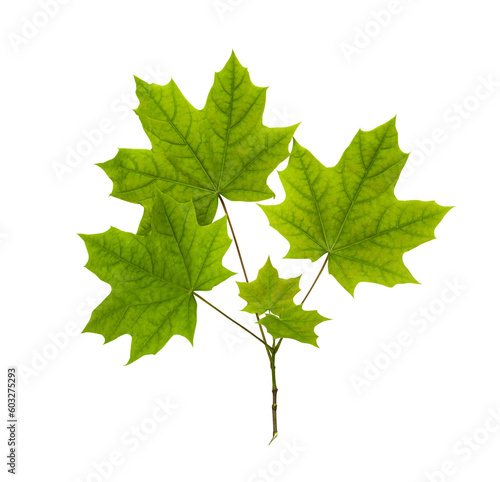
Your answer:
99,52 -> 298,230
259,305 -> 328,347
79,191 -> 234,364
261,118 -> 451,295
237,257 -> 300,316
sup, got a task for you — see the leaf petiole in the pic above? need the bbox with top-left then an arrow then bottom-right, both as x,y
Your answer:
218,195 -> 273,359
193,292 -> 271,349
300,254 -> 329,305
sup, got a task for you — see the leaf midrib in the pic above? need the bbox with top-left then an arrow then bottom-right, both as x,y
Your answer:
141,87 -> 218,191
328,124 -> 392,252
216,58 -> 236,190
91,238 -> 187,292
133,293 -> 192,357
297,150 -> 329,251
263,313 -> 317,343
159,198 -> 193,287
111,164 -> 215,194
330,209 -> 436,254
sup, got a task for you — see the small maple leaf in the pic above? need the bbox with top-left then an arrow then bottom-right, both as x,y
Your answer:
259,307 -> 328,347
238,258 -> 328,346
237,257 -> 301,315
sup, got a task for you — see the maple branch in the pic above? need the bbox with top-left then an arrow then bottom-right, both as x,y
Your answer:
218,195 -> 278,442
218,195 -> 272,359
269,338 -> 278,444
300,254 -> 329,305
193,292 -> 270,348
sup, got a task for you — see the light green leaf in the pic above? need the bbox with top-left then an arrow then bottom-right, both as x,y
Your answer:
259,305 -> 328,347
99,52 -> 298,230
79,191 -> 235,364
261,118 -> 452,295
237,257 -> 300,316
238,257 -> 328,346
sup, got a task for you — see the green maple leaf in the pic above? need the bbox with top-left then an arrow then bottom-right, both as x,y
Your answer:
261,118 -> 452,296
259,306 -> 328,347
237,258 -> 328,346
98,52 -> 298,232
237,257 -> 301,316
79,191 -> 234,364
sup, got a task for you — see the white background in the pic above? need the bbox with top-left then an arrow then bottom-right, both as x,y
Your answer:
1,1 -> 500,481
